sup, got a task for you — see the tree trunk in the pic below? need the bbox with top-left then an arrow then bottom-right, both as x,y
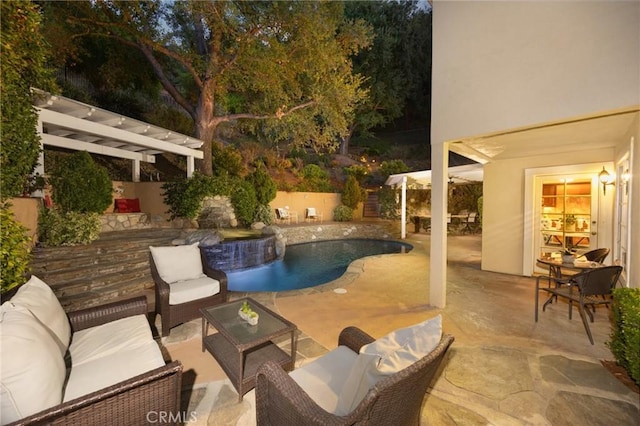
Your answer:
194,90 -> 216,176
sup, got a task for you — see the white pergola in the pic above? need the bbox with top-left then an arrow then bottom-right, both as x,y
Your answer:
32,89 -> 204,182
385,163 -> 484,239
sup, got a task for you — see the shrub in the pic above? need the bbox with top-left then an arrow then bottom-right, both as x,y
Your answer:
296,164 -> 335,192
0,1 -> 56,200
162,173 -> 220,220
341,175 -> 366,210
378,186 -> 400,220
0,204 -> 32,292
333,204 -> 353,222
254,204 -> 274,225
48,151 -> 113,213
344,165 -> 369,185
608,288 -> 640,385
230,180 -> 258,227
212,142 -> 244,177
248,163 -> 277,205
379,160 -> 409,181
38,208 -> 101,247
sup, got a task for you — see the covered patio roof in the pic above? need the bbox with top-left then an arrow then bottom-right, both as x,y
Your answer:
32,89 -> 204,181
385,162 -> 483,188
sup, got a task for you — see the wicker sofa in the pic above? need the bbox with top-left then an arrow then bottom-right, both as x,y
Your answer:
0,276 -> 182,425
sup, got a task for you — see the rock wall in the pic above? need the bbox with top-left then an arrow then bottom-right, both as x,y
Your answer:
262,222 -> 400,248
100,213 -> 195,233
198,195 -> 238,228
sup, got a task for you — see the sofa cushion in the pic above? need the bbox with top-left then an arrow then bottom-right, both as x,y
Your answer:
0,303 -> 66,424
290,346 -> 358,414
168,276 -> 220,305
68,314 -> 155,366
337,315 -> 443,415
114,198 -> 141,213
63,314 -> 165,402
150,243 -> 204,284
9,275 -> 71,355
64,340 -> 165,402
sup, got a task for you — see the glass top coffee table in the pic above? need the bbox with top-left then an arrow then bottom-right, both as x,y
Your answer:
200,297 -> 297,400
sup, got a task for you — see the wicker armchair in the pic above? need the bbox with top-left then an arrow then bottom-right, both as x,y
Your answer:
150,246 -> 228,336
256,326 -> 454,426
6,296 -> 183,425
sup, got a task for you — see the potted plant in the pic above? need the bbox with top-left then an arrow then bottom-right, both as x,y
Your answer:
564,214 -> 577,232
239,300 -> 259,325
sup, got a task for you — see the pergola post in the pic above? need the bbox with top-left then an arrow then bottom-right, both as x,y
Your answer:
430,142 -> 449,308
132,159 -> 140,182
187,156 -> 195,178
400,176 -> 407,239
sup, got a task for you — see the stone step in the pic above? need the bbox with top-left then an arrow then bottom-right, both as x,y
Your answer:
31,246 -> 152,276
36,258 -> 151,287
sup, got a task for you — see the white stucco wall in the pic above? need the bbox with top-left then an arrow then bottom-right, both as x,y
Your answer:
432,0 -> 640,143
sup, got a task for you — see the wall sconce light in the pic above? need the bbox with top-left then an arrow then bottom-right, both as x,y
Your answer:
621,168 -> 630,195
598,166 -> 615,195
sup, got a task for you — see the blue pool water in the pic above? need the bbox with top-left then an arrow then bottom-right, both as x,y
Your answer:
226,239 -> 413,292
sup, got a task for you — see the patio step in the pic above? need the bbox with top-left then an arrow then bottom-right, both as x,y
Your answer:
29,229 -> 183,312
363,192 -> 380,217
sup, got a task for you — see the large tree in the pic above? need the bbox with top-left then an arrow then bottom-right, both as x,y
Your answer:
44,0 -> 371,176
341,0 -> 430,154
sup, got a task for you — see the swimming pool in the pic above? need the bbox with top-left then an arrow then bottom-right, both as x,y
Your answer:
226,238 -> 413,292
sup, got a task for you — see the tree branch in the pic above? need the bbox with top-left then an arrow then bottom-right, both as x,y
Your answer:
212,100 -> 316,126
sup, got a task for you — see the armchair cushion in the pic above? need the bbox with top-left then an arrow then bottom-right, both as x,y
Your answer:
289,346 -> 358,414
150,243 -> 204,284
337,315 -> 443,414
8,275 -> 71,355
0,303 -> 66,424
168,275 -> 220,305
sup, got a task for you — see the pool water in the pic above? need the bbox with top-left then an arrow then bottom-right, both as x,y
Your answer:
226,238 -> 413,292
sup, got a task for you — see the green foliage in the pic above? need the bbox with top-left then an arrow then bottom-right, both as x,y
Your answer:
450,183 -> 483,215
254,204 -> 274,225
296,164 -> 335,193
230,181 -> 258,227
162,173 -> 229,220
38,209 -> 101,247
0,204 -> 32,292
379,160 -> 410,181
248,164 -> 277,205
212,142 -> 245,178
341,175 -> 366,209
333,204 -> 353,222
608,288 -> 640,385
344,165 -> 369,185
378,186 -> 400,220
0,1 -> 56,200
48,151 -> 113,214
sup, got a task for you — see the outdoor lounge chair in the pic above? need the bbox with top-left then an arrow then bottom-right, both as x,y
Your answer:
275,208 -> 291,224
305,207 -> 323,223
535,265 -> 622,344
256,316 -> 454,425
149,243 -> 228,336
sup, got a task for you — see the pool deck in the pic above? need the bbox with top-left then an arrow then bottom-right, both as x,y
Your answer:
162,233 -> 639,425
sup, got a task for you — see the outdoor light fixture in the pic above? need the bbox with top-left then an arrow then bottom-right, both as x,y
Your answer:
598,166 -> 615,195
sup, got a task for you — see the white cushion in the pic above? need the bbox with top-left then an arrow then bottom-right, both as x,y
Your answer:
150,243 -> 204,284
0,303 -> 66,424
64,340 -> 165,402
64,314 -> 165,402
68,314 -> 155,366
9,275 -> 71,355
337,315 -> 443,415
290,346 -> 358,414
168,276 -> 220,305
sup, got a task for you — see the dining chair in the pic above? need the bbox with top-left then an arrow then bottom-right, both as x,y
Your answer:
581,248 -> 610,263
535,265 -> 622,344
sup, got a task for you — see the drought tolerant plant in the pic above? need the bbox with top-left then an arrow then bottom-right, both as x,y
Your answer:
341,175 -> 366,210
0,204 -> 32,293
230,180 -> 258,227
608,288 -> 640,385
333,204 -> 353,222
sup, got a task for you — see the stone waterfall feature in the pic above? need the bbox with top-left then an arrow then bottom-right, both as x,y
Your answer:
200,235 -> 277,271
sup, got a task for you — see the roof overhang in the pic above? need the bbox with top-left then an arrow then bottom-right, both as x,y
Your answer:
385,163 -> 484,188
32,89 -> 204,164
